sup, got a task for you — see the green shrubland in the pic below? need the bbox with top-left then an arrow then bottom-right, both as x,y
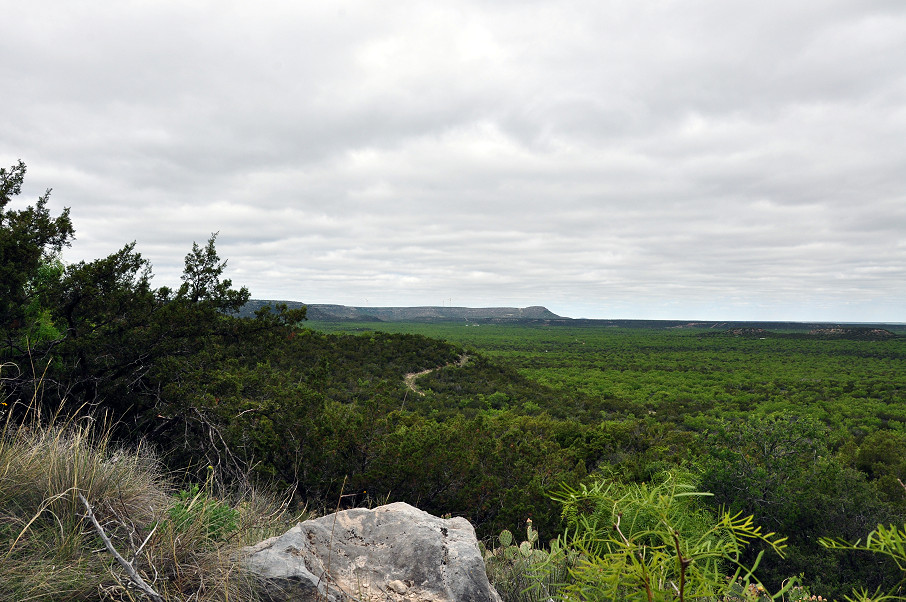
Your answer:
4,161 -> 906,599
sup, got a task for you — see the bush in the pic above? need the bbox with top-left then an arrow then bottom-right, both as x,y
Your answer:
482,520 -> 577,602
700,413 -> 905,597
165,481 -> 240,542
820,493 -> 906,601
549,471 -> 790,601
0,389 -> 296,601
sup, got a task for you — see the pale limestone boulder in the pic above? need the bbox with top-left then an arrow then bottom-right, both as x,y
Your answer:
244,502 -> 502,602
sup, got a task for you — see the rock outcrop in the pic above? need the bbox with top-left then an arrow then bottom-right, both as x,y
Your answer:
243,502 -> 502,602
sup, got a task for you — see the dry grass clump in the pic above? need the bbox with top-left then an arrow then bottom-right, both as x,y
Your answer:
0,378 -> 299,601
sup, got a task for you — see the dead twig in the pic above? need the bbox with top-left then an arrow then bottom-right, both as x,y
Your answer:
78,493 -> 165,602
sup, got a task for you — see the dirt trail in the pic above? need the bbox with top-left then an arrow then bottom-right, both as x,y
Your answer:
403,354 -> 469,396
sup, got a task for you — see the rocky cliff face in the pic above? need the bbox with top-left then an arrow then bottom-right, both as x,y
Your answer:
244,502 -> 502,602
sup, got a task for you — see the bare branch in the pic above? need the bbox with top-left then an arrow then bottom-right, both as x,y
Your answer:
78,493 -> 165,602
131,521 -> 159,566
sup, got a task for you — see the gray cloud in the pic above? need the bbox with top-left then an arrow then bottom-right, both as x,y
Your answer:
2,0 -> 905,321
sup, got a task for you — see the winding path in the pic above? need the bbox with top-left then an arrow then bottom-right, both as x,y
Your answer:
403,354 -> 469,396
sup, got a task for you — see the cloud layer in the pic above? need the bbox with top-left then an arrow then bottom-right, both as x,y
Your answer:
3,1 -> 905,320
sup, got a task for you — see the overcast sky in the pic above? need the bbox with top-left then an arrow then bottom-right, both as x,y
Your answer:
3,1 -> 905,321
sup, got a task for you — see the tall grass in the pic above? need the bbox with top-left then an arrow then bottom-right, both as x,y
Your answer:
0,365 -> 300,601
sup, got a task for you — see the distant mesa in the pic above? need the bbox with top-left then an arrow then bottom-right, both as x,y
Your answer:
237,301 -> 905,333
239,300 -> 562,322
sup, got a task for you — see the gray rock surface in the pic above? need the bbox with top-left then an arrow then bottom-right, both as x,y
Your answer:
243,502 -> 502,602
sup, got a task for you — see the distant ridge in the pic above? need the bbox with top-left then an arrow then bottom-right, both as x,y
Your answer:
238,300 -> 905,332
239,300 -> 562,322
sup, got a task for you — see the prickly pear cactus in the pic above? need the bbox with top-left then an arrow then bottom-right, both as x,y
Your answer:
483,518 -> 574,602
499,529 -> 514,547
